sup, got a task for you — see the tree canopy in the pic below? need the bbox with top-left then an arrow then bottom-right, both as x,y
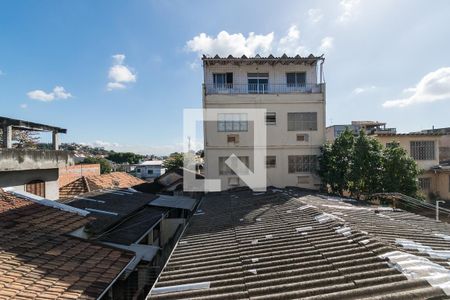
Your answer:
162,152 -> 184,171
80,157 -> 112,174
107,152 -> 144,164
319,128 -> 420,199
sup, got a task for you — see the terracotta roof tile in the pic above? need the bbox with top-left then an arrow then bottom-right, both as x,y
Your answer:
0,190 -> 134,300
85,172 -> 145,191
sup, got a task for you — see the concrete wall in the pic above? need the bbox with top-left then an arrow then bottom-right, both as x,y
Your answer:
439,135 -> 450,162
374,135 -> 440,170
160,218 -> 185,246
0,149 -> 73,171
0,168 -> 60,200
203,62 -> 325,191
434,172 -> 450,200
59,164 -> 100,187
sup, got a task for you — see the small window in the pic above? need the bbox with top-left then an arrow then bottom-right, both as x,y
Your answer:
287,72 -> 306,86
266,112 -> 276,125
296,134 -> 309,142
219,156 -> 249,175
419,178 -> 431,190
266,156 -> 276,168
227,134 -> 239,144
288,112 -> 317,131
218,113 -> 248,132
288,155 -> 317,173
213,73 -> 233,88
410,141 -> 435,160
136,168 -> 141,173
147,169 -> 154,175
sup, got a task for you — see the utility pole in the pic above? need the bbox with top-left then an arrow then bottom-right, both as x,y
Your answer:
436,200 -> 445,221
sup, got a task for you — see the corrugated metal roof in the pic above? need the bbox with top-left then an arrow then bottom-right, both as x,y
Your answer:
147,189 -> 450,299
150,195 -> 198,211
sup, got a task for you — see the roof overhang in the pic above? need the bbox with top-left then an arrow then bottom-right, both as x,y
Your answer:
0,116 -> 67,133
150,195 -> 197,211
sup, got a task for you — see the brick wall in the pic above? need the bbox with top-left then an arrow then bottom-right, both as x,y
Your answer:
59,164 -> 100,187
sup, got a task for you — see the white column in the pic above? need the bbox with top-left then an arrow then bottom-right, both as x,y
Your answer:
52,131 -> 60,150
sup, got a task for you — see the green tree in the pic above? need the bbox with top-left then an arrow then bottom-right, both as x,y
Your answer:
81,157 -> 112,174
107,152 -> 143,164
350,130 -> 383,199
382,141 -> 420,197
163,152 -> 184,171
331,128 -> 355,196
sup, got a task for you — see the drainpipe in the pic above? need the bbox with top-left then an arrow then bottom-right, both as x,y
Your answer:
436,200 -> 445,221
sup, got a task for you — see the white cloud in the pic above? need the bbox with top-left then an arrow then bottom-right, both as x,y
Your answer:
27,86 -> 72,102
308,8 -> 323,23
338,0 -> 360,23
107,54 -> 136,91
277,25 -> 309,56
186,25 -> 331,58
383,67 -> 450,108
20,104 -> 27,109
353,85 -> 376,95
186,30 -> 274,57
318,37 -> 334,53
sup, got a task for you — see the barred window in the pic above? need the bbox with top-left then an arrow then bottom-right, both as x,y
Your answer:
288,155 -> 317,173
266,156 -> 276,168
288,112 -> 317,131
418,178 -> 431,190
410,141 -> 435,160
219,156 -> 249,175
218,113 -> 248,132
266,112 -> 276,125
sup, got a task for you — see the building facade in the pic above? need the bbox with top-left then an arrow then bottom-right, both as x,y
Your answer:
135,160 -> 166,180
202,54 -> 326,190
326,121 -> 396,142
0,116 -> 72,200
374,133 -> 449,200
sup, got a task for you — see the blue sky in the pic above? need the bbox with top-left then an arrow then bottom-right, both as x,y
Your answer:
1,0 -> 450,155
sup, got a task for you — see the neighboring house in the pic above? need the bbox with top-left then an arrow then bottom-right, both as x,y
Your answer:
0,189 -> 135,299
0,116 -> 72,199
59,163 -> 101,187
60,188 -> 198,299
148,188 -> 450,299
374,132 -> 448,200
202,54 -> 326,190
135,160 -> 166,180
421,127 -> 450,162
326,121 -> 396,142
59,171 -> 145,199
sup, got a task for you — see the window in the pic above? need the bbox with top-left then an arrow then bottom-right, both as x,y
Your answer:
219,156 -> 249,175
248,73 -> 269,94
218,113 -> 248,132
410,141 -> 435,160
147,169 -> 154,175
266,112 -> 276,125
286,72 -> 306,86
266,156 -> 276,168
288,112 -> 317,131
227,134 -> 239,143
288,155 -> 317,173
213,73 -> 233,88
26,180 -> 45,197
136,168 -> 141,173
296,134 -> 309,142
418,178 -> 431,190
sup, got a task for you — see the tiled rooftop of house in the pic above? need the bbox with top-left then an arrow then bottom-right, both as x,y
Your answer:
0,189 -> 134,300
148,188 -> 450,300
59,172 -> 146,199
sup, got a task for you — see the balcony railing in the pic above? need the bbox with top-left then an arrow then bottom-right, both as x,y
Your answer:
205,83 -> 324,95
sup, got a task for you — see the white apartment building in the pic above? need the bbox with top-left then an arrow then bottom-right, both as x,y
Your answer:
202,54 -> 326,190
